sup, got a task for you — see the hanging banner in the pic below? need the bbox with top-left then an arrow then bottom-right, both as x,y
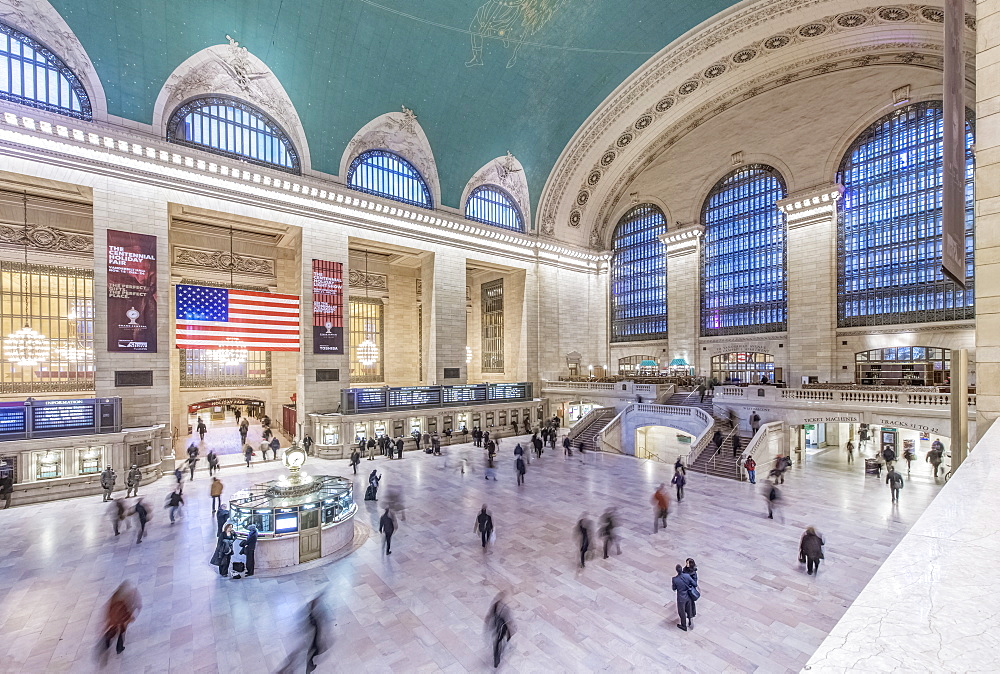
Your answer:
312,259 -> 344,355
107,230 -> 157,352
941,0 -> 966,287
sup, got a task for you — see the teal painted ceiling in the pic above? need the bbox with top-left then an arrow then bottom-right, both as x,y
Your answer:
48,0 -> 740,215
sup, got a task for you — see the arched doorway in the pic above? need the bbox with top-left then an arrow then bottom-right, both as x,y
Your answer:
635,425 -> 694,461
184,397 -> 269,455
711,352 -> 776,384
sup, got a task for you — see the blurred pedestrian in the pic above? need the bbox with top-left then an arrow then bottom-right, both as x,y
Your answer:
903,445 -> 915,474
110,498 -> 128,536
258,438 -> 271,461
674,455 -> 686,475
350,447 -> 361,474
562,435 -> 571,456
100,465 -> 116,502
210,477 -> 224,513
474,504 -> 493,549
671,564 -> 697,631
928,441 -> 944,478
763,479 -> 782,521
125,465 -> 141,497
485,455 -> 497,481
240,524 -> 258,576
671,467 -> 686,502
743,455 -> 757,484
652,484 -> 669,532
576,515 -> 592,568
304,596 -> 330,673
216,504 -> 230,536
1,472 -> 13,509
731,433 -> 742,458
516,455 -> 526,486
799,526 -> 825,575
485,592 -> 514,669
712,429 -> 724,454
379,508 -> 397,554
167,488 -> 184,523
211,522 -> 236,576
385,484 -> 406,521
134,497 -> 149,543
100,582 -> 140,656
845,440 -> 854,464
886,465 -> 904,502
207,450 -> 219,476
187,444 -> 199,480
244,443 -> 253,468
269,436 -> 281,461
750,412 -> 761,435
600,508 -> 621,558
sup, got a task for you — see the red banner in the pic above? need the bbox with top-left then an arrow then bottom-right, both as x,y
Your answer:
107,230 -> 157,352
312,260 -> 343,355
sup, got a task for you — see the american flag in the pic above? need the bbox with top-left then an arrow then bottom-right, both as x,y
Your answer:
175,284 -> 300,351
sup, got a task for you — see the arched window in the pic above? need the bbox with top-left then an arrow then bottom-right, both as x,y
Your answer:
0,22 -> 90,119
610,204 -> 667,342
465,185 -> 524,232
701,164 -> 787,337
166,96 -> 300,173
347,149 -> 433,208
837,101 -> 975,327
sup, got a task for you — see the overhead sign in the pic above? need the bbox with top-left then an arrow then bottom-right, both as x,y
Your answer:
107,230 -> 157,352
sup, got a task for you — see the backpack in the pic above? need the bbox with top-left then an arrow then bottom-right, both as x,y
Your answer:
892,474 -> 904,489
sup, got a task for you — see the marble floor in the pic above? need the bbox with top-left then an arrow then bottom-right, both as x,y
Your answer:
0,436 -> 944,673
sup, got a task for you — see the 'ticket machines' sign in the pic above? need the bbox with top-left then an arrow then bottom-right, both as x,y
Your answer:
312,259 -> 344,355
107,230 -> 157,352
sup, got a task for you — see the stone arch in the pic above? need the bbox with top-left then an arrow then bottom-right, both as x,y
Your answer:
340,108 -> 441,207
151,38 -> 311,172
461,153 -> 531,231
0,0 -> 108,121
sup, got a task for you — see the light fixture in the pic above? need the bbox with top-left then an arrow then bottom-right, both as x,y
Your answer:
356,250 -> 379,367
212,337 -> 248,366
56,344 -> 94,362
4,193 -> 49,367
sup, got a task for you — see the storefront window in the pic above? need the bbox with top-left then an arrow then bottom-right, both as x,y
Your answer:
711,352 -> 775,384
855,347 -> 950,386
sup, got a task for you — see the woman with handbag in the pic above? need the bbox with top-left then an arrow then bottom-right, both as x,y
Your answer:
799,526 -> 825,575
211,522 -> 237,576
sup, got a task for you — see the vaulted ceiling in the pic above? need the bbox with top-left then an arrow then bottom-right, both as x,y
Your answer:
46,0 -> 741,214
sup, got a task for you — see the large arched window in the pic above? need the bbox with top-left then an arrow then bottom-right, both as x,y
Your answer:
837,101 -> 975,327
0,22 -> 90,119
465,185 -> 524,232
610,204 -> 667,342
347,149 -> 433,208
701,165 -> 787,337
166,96 -> 300,173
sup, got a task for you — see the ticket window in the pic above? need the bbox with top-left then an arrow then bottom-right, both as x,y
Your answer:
373,421 -> 388,438
472,413 -> 482,429
498,411 -> 507,427
486,412 -> 495,427
428,417 -> 438,433
33,449 -> 63,481
78,446 -> 104,475
457,413 -> 469,432
318,422 -> 340,446
510,410 -> 519,426
443,415 -> 453,432
393,420 -> 405,437
353,423 -> 368,445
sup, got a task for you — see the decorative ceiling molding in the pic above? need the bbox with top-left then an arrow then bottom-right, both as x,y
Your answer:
348,269 -> 388,291
0,0 -> 108,121
151,37 -> 311,171
340,107 -> 441,207
173,247 -> 275,276
461,152 -> 532,231
0,222 -> 92,253
538,2 -> 973,247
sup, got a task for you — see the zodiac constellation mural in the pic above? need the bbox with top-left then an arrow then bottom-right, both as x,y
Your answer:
466,0 -> 569,68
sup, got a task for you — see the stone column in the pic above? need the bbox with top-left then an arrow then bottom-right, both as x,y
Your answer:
421,249 -> 468,384
662,225 -> 703,374
777,185 -> 843,386
976,0 -> 1000,433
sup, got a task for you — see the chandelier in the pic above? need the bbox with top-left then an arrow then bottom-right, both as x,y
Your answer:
357,337 -> 379,367
56,344 -> 94,362
212,338 -> 249,366
5,193 -> 50,368
5,324 -> 50,366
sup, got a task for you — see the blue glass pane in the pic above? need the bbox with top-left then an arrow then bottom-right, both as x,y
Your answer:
0,22 -> 90,119
837,101 -> 974,327
610,204 -> 667,342
167,96 -> 300,174
465,185 -> 524,232
347,149 -> 432,209
701,165 -> 787,337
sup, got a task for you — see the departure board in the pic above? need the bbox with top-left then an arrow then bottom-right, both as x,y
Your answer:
489,383 -> 530,401
443,385 -> 487,403
31,400 -> 96,432
389,387 -> 442,408
0,404 -> 26,435
354,388 -> 387,410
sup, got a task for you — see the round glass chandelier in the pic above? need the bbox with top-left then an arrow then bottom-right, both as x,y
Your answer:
4,324 -> 50,367
357,338 -> 379,367
212,338 -> 249,366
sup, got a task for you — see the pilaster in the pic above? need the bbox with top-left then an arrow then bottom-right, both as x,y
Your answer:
662,224 -> 703,374
421,250 -> 468,384
778,185 -> 843,385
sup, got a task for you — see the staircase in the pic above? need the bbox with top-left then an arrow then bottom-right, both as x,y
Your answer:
663,390 -> 717,416
689,427 -> 752,480
569,407 -> 617,451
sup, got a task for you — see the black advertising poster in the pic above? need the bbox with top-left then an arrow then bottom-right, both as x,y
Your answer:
312,259 -> 344,355
107,230 -> 157,352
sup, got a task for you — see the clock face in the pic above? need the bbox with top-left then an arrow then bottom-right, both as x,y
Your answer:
286,448 -> 306,467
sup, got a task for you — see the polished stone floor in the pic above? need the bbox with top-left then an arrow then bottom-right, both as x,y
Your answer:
0,436 -> 943,673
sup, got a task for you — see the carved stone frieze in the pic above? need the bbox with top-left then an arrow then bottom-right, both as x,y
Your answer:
348,269 -> 387,290
173,247 -> 275,276
540,3 -> 973,245
0,223 -> 92,253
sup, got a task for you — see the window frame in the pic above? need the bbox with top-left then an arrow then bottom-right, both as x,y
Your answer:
349,297 -> 385,383
347,149 -> 433,209
836,101 -> 975,328
464,184 -> 524,232
166,95 -> 301,174
700,164 -> 787,338
481,279 -> 504,373
610,204 -> 668,343
0,21 -> 91,119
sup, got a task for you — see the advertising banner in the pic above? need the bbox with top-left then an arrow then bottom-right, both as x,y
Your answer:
312,259 -> 344,355
107,230 -> 157,352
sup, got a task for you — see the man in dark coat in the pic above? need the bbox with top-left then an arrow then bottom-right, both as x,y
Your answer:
134,498 -> 149,544
379,508 -> 397,554
799,527 -> 825,575
395,437 -> 404,459
241,524 -> 258,576
671,564 -> 697,631
516,456 -> 526,486
216,504 -> 230,536
1,473 -> 13,509
475,504 -> 493,549
886,466 -> 904,502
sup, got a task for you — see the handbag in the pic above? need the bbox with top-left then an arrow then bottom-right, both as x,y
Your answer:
799,551 -> 806,564
689,583 -> 701,601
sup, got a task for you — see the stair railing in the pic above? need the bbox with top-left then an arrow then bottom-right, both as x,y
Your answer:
705,425 -> 740,475
738,421 -> 785,481
566,407 -> 615,442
